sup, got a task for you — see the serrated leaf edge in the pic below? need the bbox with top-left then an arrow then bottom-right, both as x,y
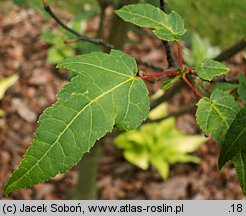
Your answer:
4,76 -> 135,195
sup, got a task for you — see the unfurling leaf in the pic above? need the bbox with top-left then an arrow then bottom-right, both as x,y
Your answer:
196,89 -> 240,143
219,107 -> 246,168
115,4 -> 186,41
195,59 -> 229,81
182,32 -> 221,66
4,50 -> 149,196
161,76 -> 180,90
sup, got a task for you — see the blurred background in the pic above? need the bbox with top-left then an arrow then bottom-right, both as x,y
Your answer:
0,0 -> 245,199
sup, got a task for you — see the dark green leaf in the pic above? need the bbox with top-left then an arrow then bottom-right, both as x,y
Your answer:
239,73 -> 246,103
219,107 -> 246,168
232,150 -> 246,195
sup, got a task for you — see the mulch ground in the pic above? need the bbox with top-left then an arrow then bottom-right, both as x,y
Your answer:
0,6 -> 245,200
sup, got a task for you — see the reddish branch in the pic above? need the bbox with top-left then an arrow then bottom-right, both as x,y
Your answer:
139,71 -> 177,80
182,76 -> 203,98
176,42 -> 183,70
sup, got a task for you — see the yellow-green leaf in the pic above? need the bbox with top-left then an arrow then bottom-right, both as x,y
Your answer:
196,89 -> 240,143
195,59 -> 229,81
0,74 -> 18,100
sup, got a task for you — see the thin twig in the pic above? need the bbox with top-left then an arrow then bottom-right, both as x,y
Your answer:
43,1 -> 114,49
214,38 -> 246,61
159,0 -> 175,67
176,42 -> 183,70
182,76 -> 203,98
42,1 -> 170,71
139,70 -> 177,80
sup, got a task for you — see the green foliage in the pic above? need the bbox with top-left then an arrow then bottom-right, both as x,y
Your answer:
11,0 -> 99,12
219,107 -> 246,168
41,11 -> 99,64
3,50 -> 149,196
115,104 -> 206,179
12,0 -> 27,6
196,89 -> 240,143
222,107 -> 246,194
115,3 -> 186,41
238,73 -> 246,103
41,31 -> 74,64
11,0 -> 43,8
161,76 -> 180,90
167,0 -> 246,48
4,2 -> 246,196
212,82 -> 238,92
196,88 -> 246,193
232,150 -> 246,195
195,59 -> 230,81
182,33 -> 220,66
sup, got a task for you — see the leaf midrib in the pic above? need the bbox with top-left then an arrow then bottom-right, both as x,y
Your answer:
58,62 -> 131,78
118,10 -> 175,34
211,102 -> 229,128
6,76 -> 134,190
201,65 -> 228,71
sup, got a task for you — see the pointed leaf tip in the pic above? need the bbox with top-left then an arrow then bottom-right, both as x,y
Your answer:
4,50 -> 149,194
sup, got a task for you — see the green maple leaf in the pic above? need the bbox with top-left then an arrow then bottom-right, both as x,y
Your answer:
219,107 -> 246,168
195,59 -> 229,81
238,73 -> 246,103
232,149 -> 246,195
4,50 -> 149,196
115,3 -> 186,41
196,89 -> 240,144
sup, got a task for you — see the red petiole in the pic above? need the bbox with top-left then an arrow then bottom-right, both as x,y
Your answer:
139,70 -> 178,80
182,76 -> 203,98
139,41 -> 204,99
176,42 -> 204,98
176,42 -> 183,70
